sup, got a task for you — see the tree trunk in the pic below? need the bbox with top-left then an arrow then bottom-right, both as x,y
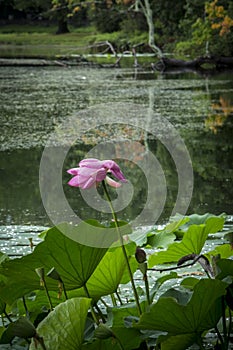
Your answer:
143,0 -> 163,57
56,18 -> 69,34
134,0 -> 163,57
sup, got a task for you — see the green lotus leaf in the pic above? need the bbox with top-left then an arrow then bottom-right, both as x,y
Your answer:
149,225 -> 205,266
216,258 -> 233,279
0,298 -> 5,314
157,333 -> 197,350
0,327 -> 5,339
110,300 -> 147,328
176,213 -> 225,231
0,252 -> 8,264
0,317 -> 36,344
205,244 -> 233,260
94,324 -> 114,339
147,231 -> 176,249
39,219 -> 128,247
129,216 -> 190,247
159,216 -> 190,234
82,327 -> 142,350
149,216 -> 225,267
134,279 -> 227,335
180,277 -> 199,290
203,215 -> 225,234
75,246 -> 137,300
224,231 -> 233,245
0,223 -> 107,304
29,297 -> 91,350
127,229 -> 149,246
111,327 -> 142,349
16,290 -> 63,322
145,216 -> 189,245
82,338 -> 119,350
150,272 -> 179,302
161,287 -> 192,306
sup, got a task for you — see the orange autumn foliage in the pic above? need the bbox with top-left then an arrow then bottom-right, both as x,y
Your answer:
205,96 -> 233,134
205,0 -> 233,36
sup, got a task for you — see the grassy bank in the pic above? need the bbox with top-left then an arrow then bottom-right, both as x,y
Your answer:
0,24 -> 149,58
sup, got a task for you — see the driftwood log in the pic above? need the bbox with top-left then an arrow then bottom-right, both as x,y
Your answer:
158,56 -> 233,70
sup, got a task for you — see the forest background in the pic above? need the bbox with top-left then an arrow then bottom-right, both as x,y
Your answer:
0,0 -> 233,59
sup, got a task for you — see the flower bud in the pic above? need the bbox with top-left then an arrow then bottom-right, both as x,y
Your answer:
135,247 -> 147,263
8,317 -> 36,340
94,324 -> 114,339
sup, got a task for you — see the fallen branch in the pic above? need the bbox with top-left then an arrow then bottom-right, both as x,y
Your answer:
78,41 -> 140,67
157,56 -> 233,70
148,254 -> 213,277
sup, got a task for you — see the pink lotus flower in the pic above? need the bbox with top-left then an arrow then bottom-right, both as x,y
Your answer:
67,158 -> 127,189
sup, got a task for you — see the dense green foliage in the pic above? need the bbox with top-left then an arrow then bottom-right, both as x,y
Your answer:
0,213 -> 232,349
0,0 -> 233,56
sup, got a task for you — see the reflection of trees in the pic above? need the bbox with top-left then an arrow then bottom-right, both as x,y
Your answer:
184,120 -> 233,215
0,148 -> 46,225
143,81 -> 233,219
2,75 -> 233,227
205,95 -> 233,134
184,78 -> 233,215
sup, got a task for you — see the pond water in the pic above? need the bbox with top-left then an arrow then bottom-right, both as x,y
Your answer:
0,65 -> 233,253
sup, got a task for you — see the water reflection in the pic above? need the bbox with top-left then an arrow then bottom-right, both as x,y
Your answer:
0,66 -> 232,227
205,95 -> 233,134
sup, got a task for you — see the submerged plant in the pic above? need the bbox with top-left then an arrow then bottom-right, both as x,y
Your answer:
0,158 -> 232,350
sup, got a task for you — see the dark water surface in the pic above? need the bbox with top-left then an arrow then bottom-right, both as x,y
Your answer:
0,66 -> 233,248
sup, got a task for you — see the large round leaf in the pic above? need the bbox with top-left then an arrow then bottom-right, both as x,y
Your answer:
149,216 -> 225,266
0,223 -> 107,304
30,297 -> 91,350
75,246 -> 137,300
135,279 -> 227,334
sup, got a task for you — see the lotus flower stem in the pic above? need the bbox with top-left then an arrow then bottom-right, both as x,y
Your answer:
102,180 -> 142,315
94,302 -> 106,323
227,309 -> 232,347
35,268 -> 53,311
34,334 -> 47,350
221,296 -> 228,349
44,285 -> 53,311
100,298 -> 108,308
116,337 -> 125,350
110,293 -> 117,307
144,273 -> 151,305
135,248 -> 151,305
215,326 -> 224,346
4,311 -> 13,323
22,296 -> 29,318
196,338 -> 205,350
83,283 -> 100,325
62,282 -> 68,300
1,315 -> 4,326
115,291 -> 123,305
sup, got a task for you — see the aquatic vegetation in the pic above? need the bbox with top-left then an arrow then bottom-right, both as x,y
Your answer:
0,160 -> 232,350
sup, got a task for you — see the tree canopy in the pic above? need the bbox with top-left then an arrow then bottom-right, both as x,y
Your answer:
0,0 -> 233,56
